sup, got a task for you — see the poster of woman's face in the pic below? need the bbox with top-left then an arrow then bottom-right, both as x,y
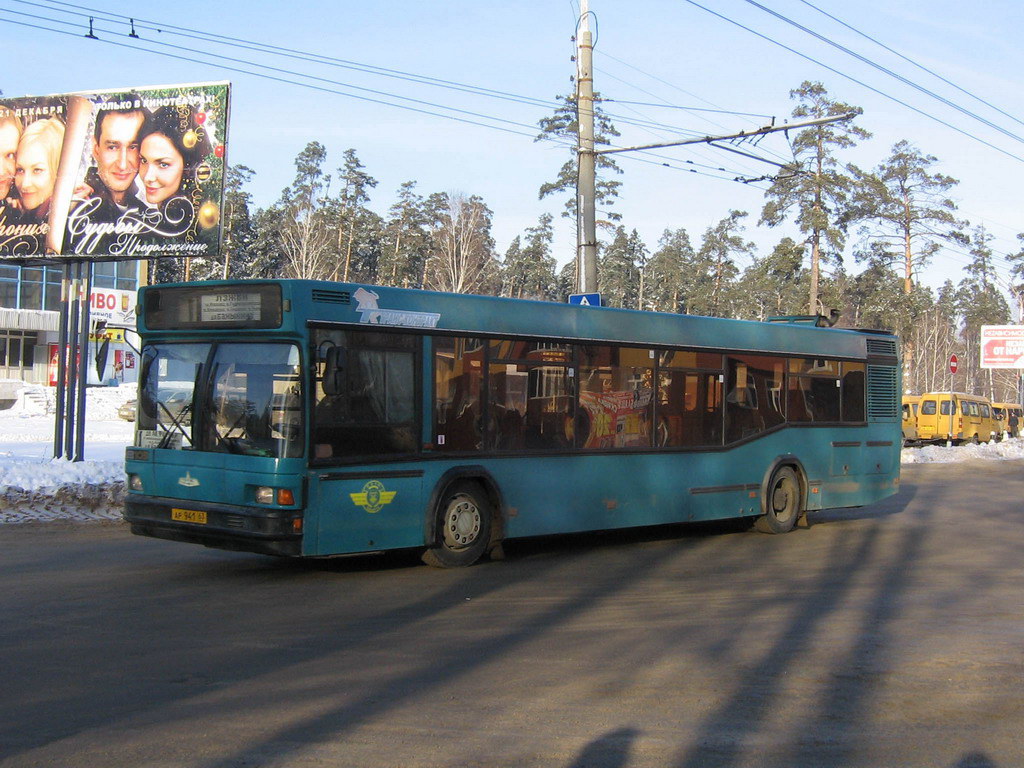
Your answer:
0,82 -> 229,264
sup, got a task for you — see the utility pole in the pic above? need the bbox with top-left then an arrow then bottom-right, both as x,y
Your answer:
576,0 -> 598,294
573,4 -> 855,299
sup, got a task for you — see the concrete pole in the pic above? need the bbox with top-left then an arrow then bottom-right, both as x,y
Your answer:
577,0 -> 598,294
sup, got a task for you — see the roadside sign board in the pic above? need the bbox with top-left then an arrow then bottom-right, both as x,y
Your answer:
569,293 -> 602,307
980,325 -> 1024,369
950,354 -> 958,374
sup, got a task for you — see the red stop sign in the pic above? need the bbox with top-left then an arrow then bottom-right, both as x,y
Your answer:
950,354 -> 958,374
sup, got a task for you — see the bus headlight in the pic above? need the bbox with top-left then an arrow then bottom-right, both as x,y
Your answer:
128,474 -> 143,492
255,486 -> 295,505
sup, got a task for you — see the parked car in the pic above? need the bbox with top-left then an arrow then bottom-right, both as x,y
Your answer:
118,399 -> 137,422
119,389 -> 192,424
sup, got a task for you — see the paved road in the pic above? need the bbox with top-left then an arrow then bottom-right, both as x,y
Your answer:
1,461 -> 1022,768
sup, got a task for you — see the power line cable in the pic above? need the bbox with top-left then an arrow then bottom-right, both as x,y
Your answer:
678,0 -> 1024,165
604,100 -> 773,118
596,47 -> 794,166
592,60 -> 788,177
14,0 -> 727,141
16,0 -> 567,112
794,0 -> 1024,131
738,0 -> 1024,148
0,13 -> 561,142
1,10 -> 769,189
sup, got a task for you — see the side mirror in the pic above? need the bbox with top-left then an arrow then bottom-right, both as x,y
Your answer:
321,346 -> 347,396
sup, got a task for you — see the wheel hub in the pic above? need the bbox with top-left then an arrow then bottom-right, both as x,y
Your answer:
444,496 -> 481,549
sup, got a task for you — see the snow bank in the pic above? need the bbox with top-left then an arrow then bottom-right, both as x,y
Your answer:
1,381 -> 133,524
901,436 -> 1024,464
0,456 -> 125,523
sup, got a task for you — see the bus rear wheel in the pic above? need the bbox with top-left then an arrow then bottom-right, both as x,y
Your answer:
755,466 -> 802,534
422,481 -> 492,568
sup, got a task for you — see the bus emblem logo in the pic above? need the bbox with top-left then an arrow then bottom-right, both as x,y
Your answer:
350,480 -> 396,514
178,472 -> 200,487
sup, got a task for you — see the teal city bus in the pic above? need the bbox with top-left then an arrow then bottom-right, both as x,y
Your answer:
124,280 -> 901,567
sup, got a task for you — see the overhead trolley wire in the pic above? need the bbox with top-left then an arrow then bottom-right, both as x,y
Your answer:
0,9 -> 770,189
13,0 -> 739,141
738,0 -> 1024,148
794,0 -> 1024,131
0,13 -> 561,143
679,0 -> 1024,165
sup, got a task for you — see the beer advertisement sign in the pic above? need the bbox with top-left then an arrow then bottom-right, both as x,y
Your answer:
0,81 -> 229,262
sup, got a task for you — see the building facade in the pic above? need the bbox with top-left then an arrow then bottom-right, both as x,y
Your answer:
0,260 -> 140,386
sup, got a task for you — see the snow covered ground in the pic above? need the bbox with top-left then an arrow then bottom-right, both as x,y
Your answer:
2,379 -> 1024,525
0,381 -> 134,524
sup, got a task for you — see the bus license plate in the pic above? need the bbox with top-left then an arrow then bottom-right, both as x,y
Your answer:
171,508 -> 207,525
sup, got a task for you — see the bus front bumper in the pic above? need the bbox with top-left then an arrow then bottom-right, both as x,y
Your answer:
124,496 -> 303,557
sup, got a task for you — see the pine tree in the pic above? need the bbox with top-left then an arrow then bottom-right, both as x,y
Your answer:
332,148 -> 379,282
219,164 -> 257,279
760,82 -> 869,314
536,93 -> 623,228
1003,232 -> 1024,322
277,142 -> 333,280
380,181 -> 434,288
503,213 -> 557,300
556,261 -> 577,302
598,227 -> 641,308
644,228 -> 693,313
736,237 -> 806,320
688,211 -> 752,318
848,140 -> 964,294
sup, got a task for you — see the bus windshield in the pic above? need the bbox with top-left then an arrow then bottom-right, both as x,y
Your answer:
138,342 -> 304,458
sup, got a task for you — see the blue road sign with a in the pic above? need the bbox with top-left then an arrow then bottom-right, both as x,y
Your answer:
569,293 -> 602,307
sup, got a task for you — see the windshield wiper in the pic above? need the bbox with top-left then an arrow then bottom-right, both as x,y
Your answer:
157,400 -> 193,449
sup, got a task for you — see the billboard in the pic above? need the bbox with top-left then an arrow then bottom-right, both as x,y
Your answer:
0,81 -> 229,263
980,325 -> 1024,369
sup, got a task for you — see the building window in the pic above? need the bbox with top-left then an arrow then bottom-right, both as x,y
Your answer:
0,331 -> 37,373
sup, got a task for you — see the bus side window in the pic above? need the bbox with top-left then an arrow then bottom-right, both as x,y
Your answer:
578,345 -> 654,450
725,356 -> 784,442
921,400 -> 936,415
312,329 -> 418,460
656,370 -> 722,447
841,362 -> 865,422
434,336 -> 484,451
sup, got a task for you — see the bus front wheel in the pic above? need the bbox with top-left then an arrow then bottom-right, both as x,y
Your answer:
422,481 -> 493,568
755,466 -> 802,534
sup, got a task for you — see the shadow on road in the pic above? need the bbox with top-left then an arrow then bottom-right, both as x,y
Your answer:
4,465 -> 1020,767
566,727 -> 641,768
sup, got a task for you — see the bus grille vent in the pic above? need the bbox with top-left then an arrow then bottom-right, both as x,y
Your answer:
867,365 -> 899,420
224,515 -> 246,530
866,338 -> 898,357
312,289 -> 351,305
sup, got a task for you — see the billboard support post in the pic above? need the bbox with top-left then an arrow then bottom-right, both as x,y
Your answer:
74,263 -> 92,462
64,265 -> 81,460
53,265 -> 70,459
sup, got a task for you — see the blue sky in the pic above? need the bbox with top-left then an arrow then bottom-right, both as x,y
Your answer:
3,0 -> 1023,299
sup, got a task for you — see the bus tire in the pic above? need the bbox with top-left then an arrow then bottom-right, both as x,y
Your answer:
755,466 -> 802,534
422,481 -> 492,568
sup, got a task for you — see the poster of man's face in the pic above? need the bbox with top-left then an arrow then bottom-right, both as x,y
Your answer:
92,110 -> 145,205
